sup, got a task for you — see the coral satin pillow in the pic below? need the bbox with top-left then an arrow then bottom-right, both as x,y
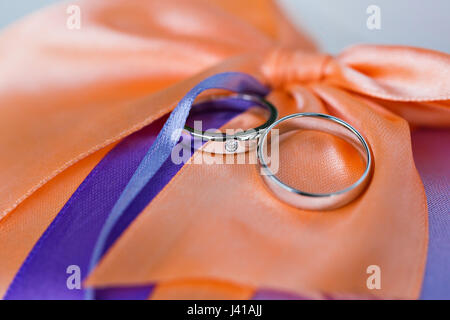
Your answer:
0,0 -> 449,299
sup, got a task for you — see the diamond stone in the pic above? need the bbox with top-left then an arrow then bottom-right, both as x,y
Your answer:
225,139 -> 238,152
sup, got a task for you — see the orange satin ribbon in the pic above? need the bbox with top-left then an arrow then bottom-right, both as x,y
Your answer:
0,145 -> 115,298
0,0 -> 449,299
0,0 -> 312,298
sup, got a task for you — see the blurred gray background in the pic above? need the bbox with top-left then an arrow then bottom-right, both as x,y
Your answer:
0,0 -> 449,54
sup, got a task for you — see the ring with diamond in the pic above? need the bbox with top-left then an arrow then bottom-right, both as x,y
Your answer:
257,113 -> 373,210
183,93 -> 278,154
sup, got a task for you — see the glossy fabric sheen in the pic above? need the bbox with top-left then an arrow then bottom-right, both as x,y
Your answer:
4,118 -> 164,299
5,99 -> 256,300
0,145 -> 115,298
413,129 -> 450,299
0,0 -> 309,219
85,72 -> 268,299
86,85 -> 430,299
0,0 -> 449,299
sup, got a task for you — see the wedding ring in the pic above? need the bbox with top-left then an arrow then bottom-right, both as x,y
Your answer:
183,94 -> 278,154
257,113 -> 373,210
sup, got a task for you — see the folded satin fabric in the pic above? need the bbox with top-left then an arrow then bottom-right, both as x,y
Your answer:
0,0 -> 449,299
0,145 -> 115,298
4,98 -> 262,300
0,0 -> 314,298
84,72 -> 268,300
412,128 -> 450,299
4,118 -> 167,299
85,85 -> 430,299
0,0 -> 312,219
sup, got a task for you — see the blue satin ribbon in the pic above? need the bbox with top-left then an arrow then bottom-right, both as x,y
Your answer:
85,72 -> 269,299
5,98 -> 253,300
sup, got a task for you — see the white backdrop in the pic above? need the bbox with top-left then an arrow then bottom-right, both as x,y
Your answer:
1,0 -> 449,54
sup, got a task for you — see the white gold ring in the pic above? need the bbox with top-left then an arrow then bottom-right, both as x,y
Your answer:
257,113 -> 373,210
183,94 -> 278,154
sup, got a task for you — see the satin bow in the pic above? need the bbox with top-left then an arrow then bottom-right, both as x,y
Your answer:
0,0 -> 449,299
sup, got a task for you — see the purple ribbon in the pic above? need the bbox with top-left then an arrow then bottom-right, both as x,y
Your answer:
85,72 -> 268,299
5,72 -> 448,299
5,72 -> 267,299
413,128 -> 450,299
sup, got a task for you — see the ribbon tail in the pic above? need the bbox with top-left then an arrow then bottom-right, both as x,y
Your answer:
326,44 -> 450,103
